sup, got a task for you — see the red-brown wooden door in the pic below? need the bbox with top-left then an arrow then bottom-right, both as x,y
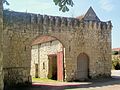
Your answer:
57,51 -> 63,81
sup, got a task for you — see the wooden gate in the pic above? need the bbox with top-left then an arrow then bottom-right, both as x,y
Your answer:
57,51 -> 64,81
77,53 -> 89,80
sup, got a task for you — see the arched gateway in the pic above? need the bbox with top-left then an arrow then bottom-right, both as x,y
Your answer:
0,1 -> 112,88
31,36 -> 64,81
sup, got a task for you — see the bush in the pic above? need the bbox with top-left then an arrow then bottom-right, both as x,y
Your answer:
112,58 -> 120,70
115,62 -> 120,70
112,51 -> 118,55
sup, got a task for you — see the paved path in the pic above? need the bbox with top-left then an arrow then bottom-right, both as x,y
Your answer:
4,70 -> 120,90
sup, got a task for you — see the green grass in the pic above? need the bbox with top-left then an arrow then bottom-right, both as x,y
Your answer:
32,78 -> 60,83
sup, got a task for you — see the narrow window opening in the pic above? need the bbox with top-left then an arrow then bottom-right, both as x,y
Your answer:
43,62 -> 45,69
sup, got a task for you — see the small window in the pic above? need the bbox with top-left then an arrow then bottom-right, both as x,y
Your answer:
24,46 -> 26,51
43,62 -> 45,69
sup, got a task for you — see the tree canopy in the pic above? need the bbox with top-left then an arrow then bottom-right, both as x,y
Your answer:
53,0 -> 74,12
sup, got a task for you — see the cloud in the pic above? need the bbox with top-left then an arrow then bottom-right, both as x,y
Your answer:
99,0 -> 114,12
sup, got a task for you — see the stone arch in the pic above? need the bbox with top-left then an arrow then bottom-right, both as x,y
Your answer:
31,35 -> 65,47
30,35 -> 65,81
77,53 -> 89,80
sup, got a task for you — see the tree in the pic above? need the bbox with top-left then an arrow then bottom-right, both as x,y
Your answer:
3,0 -> 74,12
53,0 -> 74,12
2,0 -> 9,5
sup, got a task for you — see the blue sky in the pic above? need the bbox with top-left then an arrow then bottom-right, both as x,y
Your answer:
4,0 -> 120,48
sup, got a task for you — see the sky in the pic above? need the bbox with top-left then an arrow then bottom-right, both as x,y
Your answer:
4,0 -> 120,48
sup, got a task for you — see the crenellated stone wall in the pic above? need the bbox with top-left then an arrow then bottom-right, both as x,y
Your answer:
1,7 -> 112,87
3,10 -> 81,85
3,10 -> 79,33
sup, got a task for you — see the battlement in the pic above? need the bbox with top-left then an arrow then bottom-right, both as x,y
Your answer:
3,10 -> 112,31
3,10 -> 80,28
83,20 -> 112,30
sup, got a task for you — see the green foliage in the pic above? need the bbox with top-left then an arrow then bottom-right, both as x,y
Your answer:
3,0 -> 73,12
112,58 -> 120,70
53,0 -> 74,12
112,51 -> 118,55
32,78 -> 60,83
3,0 -> 9,5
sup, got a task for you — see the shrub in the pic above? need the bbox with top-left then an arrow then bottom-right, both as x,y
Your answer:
115,62 -> 120,70
112,51 -> 118,55
112,58 -> 120,70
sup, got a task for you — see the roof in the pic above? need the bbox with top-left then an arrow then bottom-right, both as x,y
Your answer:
76,15 -> 84,20
32,36 -> 57,45
83,7 -> 100,21
112,48 -> 120,51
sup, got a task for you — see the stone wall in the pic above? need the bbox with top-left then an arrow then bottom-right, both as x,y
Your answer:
3,10 -> 79,84
2,8 -> 112,86
0,0 -> 3,89
31,45 -> 39,77
75,21 -> 112,79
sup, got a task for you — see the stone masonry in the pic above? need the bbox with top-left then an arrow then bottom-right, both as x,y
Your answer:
0,2 -> 112,89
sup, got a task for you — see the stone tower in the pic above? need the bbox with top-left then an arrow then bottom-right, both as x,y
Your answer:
79,7 -> 112,79
0,0 -> 3,89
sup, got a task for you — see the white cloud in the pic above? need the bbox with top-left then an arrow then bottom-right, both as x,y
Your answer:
99,0 -> 114,12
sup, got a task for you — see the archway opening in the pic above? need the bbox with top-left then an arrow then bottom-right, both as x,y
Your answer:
77,53 -> 89,81
30,35 -> 64,83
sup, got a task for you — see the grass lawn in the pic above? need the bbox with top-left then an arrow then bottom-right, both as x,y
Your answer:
32,78 -> 60,83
